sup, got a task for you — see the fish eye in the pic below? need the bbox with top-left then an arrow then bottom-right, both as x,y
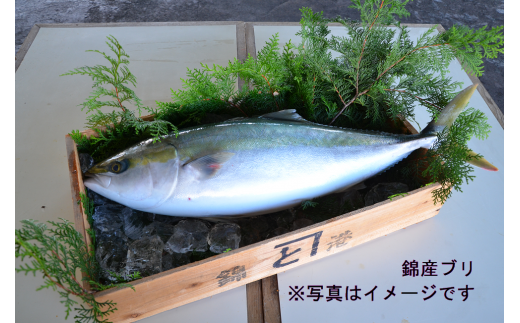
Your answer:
109,159 -> 129,173
111,163 -> 121,172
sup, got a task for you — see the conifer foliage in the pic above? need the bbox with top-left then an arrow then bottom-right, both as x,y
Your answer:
63,35 -> 176,156
15,216 -> 140,323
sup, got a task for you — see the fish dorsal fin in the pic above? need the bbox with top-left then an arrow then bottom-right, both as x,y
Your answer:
227,117 -> 247,122
258,109 -> 312,123
184,152 -> 235,179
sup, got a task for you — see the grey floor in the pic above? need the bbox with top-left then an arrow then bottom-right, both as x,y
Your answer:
16,0 -> 504,113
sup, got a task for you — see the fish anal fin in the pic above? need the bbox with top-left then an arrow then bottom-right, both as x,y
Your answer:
185,152 -> 235,179
259,109 -> 312,123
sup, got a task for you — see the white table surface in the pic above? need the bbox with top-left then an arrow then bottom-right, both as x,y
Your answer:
254,25 -> 504,322
15,24 -> 247,323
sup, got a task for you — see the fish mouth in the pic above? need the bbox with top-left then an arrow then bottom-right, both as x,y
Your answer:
84,173 -> 112,189
86,165 -> 108,174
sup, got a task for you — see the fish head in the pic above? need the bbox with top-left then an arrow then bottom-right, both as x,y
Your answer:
84,139 -> 180,211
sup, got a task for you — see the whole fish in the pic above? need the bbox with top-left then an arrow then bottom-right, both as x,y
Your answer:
84,84 -> 496,217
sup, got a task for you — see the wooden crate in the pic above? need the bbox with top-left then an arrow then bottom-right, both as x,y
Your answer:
66,118 -> 442,322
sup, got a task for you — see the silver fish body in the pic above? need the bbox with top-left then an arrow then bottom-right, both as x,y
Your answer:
84,111 -> 434,217
84,85 -> 487,217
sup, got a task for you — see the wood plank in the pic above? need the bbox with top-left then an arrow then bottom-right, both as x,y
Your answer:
65,135 -> 92,290
401,117 -> 419,135
236,22 -> 247,89
262,275 -> 281,323
15,24 -> 40,72
245,22 -> 257,91
246,280 -> 264,323
92,183 -> 440,322
245,23 -> 257,60
466,72 -> 503,128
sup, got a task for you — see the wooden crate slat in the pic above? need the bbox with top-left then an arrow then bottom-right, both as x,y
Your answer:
65,135 -> 92,290
15,24 -> 40,72
262,275 -> 281,323
246,280 -> 264,323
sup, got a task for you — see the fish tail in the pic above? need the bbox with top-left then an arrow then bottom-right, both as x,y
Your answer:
418,83 -> 498,172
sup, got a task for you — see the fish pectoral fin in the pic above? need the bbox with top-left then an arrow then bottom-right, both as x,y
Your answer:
466,150 -> 499,171
184,152 -> 235,179
258,109 -> 313,124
